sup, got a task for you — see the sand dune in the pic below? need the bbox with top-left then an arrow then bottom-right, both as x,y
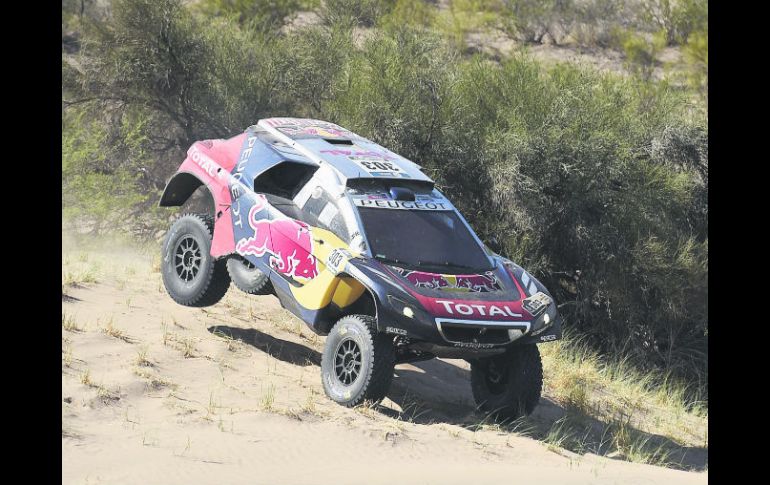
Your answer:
62,244 -> 706,484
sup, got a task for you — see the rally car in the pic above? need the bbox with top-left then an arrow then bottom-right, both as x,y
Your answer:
159,118 -> 561,418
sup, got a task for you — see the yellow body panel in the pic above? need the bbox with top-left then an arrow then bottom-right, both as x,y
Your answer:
287,227 -> 366,310
332,277 -> 367,307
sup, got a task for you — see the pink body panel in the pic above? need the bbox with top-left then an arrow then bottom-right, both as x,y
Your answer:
415,295 -> 528,321
176,134 -> 246,257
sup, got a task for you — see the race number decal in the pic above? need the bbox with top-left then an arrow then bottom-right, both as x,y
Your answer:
326,248 -> 351,275
350,158 -> 406,177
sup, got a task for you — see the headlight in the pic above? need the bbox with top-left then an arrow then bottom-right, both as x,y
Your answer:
387,295 -> 426,321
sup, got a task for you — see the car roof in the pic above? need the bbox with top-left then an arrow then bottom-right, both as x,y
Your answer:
252,118 -> 434,184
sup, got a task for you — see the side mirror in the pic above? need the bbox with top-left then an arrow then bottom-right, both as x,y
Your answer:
486,237 -> 502,254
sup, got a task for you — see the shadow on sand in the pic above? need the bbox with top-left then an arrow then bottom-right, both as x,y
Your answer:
206,325 -> 706,471
208,325 -> 321,367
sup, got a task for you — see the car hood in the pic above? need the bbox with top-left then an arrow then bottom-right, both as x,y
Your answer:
381,263 -> 535,322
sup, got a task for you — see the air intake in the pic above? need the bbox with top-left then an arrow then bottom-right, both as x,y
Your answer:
389,187 -> 415,201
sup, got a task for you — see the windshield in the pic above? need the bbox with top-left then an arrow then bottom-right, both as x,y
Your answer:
357,208 -> 492,272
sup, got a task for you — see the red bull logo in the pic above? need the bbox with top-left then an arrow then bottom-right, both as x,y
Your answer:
391,267 -> 502,293
235,197 -> 319,281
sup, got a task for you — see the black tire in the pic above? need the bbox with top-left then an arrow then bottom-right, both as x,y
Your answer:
321,315 -> 395,407
161,213 -> 230,307
470,344 -> 543,420
226,255 -> 272,295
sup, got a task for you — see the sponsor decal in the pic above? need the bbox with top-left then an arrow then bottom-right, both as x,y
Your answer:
321,147 -> 397,161
230,135 -> 258,229
189,146 -> 219,178
263,118 -> 356,139
322,143 -> 408,178
391,267 -> 502,293
540,334 -> 557,342
235,197 -> 319,281
385,326 -> 407,336
522,292 -> 552,316
435,300 -> 522,318
369,171 -> 411,178
353,198 -> 449,211
453,342 -> 495,349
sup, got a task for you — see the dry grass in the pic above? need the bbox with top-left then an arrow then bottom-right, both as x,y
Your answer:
212,329 -> 243,353
79,369 -> 92,386
135,346 -> 153,367
62,268 -> 99,287
101,317 -> 133,343
542,335 -> 707,432
63,343 -> 74,368
531,333 -> 707,467
260,384 -> 276,411
62,313 -> 82,332
134,367 -> 174,390
181,338 -> 196,358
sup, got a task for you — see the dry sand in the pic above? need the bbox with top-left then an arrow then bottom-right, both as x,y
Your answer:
62,243 -> 706,484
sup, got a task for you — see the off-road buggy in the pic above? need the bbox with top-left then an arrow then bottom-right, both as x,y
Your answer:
159,118 -> 561,418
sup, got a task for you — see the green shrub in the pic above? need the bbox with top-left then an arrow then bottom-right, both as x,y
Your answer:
569,0 -> 625,47
62,109 -> 160,234
617,29 -> 666,81
194,0 -> 310,31
640,0 -> 708,45
430,0 -> 505,51
682,28 -> 707,102
502,0 -> 576,44
379,0 -> 437,31
321,0 -> 395,27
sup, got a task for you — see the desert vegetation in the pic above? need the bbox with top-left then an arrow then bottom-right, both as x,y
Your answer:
62,0 -> 707,462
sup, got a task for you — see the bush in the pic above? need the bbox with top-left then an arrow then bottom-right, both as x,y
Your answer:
502,0 -> 576,44
617,29 -> 666,81
62,109 -> 163,235
321,0 -> 395,27
640,0 -> 708,46
194,0 -> 309,31
682,28 -> 707,102
569,0 -> 626,47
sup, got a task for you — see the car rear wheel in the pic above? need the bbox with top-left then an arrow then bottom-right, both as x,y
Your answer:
161,213 -> 230,307
321,315 -> 395,407
226,255 -> 272,295
470,344 -> 543,420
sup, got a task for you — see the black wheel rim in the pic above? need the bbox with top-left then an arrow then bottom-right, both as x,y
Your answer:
485,359 -> 509,395
240,257 -> 256,270
334,338 -> 362,386
174,235 -> 202,282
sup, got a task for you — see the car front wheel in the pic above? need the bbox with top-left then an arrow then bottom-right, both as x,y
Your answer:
321,315 -> 395,407
470,344 -> 543,420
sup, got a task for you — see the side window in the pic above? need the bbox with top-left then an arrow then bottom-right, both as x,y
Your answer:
253,161 -> 317,200
302,187 -> 350,243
